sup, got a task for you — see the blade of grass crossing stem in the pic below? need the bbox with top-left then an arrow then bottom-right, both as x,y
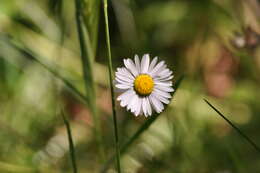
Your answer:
100,75 -> 184,173
103,0 -> 121,172
204,99 -> 260,154
61,111 -> 78,173
121,75 -> 184,154
8,39 -> 89,106
74,0 -> 104,161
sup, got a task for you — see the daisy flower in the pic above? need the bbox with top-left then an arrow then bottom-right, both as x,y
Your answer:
115,54 -> 174,117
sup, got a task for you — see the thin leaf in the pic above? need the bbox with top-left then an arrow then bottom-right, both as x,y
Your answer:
100,75 -> 185,173
61,110 -> 78,173
204,99 -> 260,154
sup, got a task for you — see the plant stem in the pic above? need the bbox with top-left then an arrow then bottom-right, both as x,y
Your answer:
103,0 -> 121,172
74,0 -> 104,161
61,111 -> 78,173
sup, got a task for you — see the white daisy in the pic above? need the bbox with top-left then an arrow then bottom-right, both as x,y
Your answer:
115,54 -> 174,117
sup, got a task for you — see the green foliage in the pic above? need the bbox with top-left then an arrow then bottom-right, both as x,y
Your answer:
0,0 -> 260,172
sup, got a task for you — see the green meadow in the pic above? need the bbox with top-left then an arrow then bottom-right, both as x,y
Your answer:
0,0 -> 260,172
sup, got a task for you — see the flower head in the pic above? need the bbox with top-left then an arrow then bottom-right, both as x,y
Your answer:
115,54 -> 174,117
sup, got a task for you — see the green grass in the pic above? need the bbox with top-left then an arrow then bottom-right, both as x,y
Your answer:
74,0 -> 104,161
1,0 -> 260,172
4,37 -> 88,106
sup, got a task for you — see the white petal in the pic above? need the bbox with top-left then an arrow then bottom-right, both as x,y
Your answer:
157,69 -> 173,79
146,97 -> 152,116
116,73 -> 134,82
155,85 -> 174,92
115,72 -> 134,82
152,92 -> 170,104
149,61 -> 165,77
149,95 -> 164,113
134,55 -> 141,73
116,72 -> 134,81
124,59 -> 138,77
134,96 -> 142,116
115,74 -> 134,85
148,57 -> 158,72
130,96 -> 140,113
128,59 -> 139,76
127,93 -> 138,111
116,68 -> 135,80
115,84 -> 132,89
142,97 -> 148,117
115,77 -> 133,86
164,70 -> 173,77
121,67 -> 135,79
154,81 -> 172,87
155,75 -> 174,81
141,54 -> 150,74
153,88 -> 172,99
119,90 -> 135,107
117,89 -> 134,101
158,69 -> 170,76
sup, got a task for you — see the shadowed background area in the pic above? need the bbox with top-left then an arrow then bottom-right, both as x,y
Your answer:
0,0 -> 260,172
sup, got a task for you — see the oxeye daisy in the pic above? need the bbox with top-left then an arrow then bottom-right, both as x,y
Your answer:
115,54 -> 174,117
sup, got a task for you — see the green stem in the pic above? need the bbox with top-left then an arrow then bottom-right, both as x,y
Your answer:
74,0 -> 104,161
103,0 -> 121,172
61,111 -> 78,173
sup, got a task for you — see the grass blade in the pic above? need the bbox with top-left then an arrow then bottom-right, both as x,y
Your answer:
5,38 -> 88,106
204,99 -> 260,154
74,0 -> 104,161
100,75 -> 184,173
121,75 -> 184,155
61,110 -> 78,173
82,0 -> 101,55
103,0 -> 121,172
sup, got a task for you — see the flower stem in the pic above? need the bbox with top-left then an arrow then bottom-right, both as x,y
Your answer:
103,0 -> 121,172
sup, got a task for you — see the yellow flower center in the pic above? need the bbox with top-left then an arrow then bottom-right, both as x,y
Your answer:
134,74 -> 154,96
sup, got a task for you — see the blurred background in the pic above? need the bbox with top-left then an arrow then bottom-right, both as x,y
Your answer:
0,0 -> 260,172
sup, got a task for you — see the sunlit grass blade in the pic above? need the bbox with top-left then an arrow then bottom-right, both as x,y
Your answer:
5,38 -> 88,106
61,110 -> 78,173
103,0 -> 121,172
74,0 -> 104,161
204,99 -> 260,154
100,75 -> 184,173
